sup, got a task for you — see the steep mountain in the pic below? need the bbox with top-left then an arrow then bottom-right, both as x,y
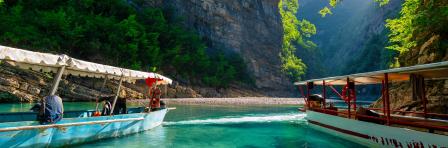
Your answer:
158,0 -> 293,96
0,0 -> 293,103
296,0 -> 402,78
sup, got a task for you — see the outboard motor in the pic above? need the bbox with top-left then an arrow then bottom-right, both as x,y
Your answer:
38,95 -> 63,125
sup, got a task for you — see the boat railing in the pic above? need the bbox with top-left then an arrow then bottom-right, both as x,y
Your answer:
0,107 -> 146,123
367,108 -> 448,119
311,108 -> 448,133
0,117 -> 144,132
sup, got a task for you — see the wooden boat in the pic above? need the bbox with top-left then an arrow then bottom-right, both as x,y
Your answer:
295,61 -> 448,147
0,45 -> 173,147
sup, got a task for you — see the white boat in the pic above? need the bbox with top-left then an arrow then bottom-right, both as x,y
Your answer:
295,61 -> 448,147
0,45 -> 173,147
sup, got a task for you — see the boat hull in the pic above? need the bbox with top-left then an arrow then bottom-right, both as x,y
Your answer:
306,110 -> 448,148
0,109 -> 167,147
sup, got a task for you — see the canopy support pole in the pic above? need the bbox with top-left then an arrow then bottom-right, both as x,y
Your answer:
49,66 -> 66,95
297,86 -> 306,99
297,86 -> 307,109
350,81 -> 358,119
164,84 -> 167,98
353,81 -> 357,114
381,80 -> 386,124
306,83 -> 310,109
384,73 -> 391,125
110,76 -> 124,115
322,80 -> 326,109
328,85 -> 344,101
346,77 -> 351,119
421,78 -> 427,119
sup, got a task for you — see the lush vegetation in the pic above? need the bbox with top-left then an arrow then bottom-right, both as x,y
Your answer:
0,0 -> 249,87
386,0 -> 448,60
278,0 -> 316,81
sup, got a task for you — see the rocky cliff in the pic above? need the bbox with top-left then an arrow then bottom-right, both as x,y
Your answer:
0,0 -> 292,102
371,0 -> 448,115
377,34 -> 448,116
371,35 -> 448,116
160,0 -> 293,96
0,62 -> 143,102
0,62 -> 215,102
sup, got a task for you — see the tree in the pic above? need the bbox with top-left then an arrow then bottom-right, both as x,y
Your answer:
278,0 -> 316,81
0,0 -> 247,87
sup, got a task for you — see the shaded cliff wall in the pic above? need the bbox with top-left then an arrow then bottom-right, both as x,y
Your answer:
160,0 -> 293,96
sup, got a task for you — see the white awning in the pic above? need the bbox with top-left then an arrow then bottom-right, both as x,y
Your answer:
295,61 -> 448,85
0,45 -> 172,84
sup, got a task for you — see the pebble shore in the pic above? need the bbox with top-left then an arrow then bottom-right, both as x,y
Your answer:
130,97 -> 305,105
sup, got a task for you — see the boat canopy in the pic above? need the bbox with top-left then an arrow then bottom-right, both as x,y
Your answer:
0,45 -> 172,84
295,61 -> 448,85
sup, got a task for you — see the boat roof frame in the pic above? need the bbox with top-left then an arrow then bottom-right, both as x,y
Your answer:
295,61 -> 448,85
0,45 -> 172,84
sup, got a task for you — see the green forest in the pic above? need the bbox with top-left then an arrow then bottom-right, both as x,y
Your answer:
386,0 -> 447,66
279,0 -> 316,81
0,0 -> 250,87
0,0 -> 446,86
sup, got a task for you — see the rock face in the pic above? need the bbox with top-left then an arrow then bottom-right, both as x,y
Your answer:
383,0 -> 448,115
0,63 -> 148,102
0,63 -> 263,102
384,33 -> 448,115
161,0 -> 293,96
0,0 -> 297,100
372,28 -> 448,115
372,80 -> 448,117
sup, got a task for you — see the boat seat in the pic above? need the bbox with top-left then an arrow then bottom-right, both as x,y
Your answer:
356,107 -> 383,124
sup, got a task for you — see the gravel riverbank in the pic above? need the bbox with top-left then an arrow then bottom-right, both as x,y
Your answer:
130,97 -> 305,105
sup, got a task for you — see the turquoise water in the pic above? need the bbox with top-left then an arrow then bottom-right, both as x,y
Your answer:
0,103 -> 366,148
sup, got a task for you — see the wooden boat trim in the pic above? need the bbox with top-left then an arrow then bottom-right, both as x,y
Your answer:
0,117 -> 144,132
308,120 -> 370,139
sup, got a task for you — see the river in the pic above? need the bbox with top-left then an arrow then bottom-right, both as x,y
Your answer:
0,102 -> 365,148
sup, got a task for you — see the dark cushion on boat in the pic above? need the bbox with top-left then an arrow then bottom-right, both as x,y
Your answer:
356,107 -> 383,124
113,97 -> 127,115
38,95 -> 63,124
308,94 -> 323,102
